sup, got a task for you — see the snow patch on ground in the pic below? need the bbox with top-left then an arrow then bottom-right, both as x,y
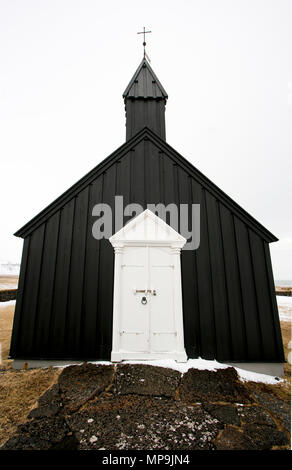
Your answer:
0,300 -> 16,308
0,283 -> 18,290
277,295 -> 292,306
0,261 -> 20,276
236,368 -> 283,384
277,295 -> 292,322
279,313 -> 292,322
122,358 -> 229,374
88,358 -> 283,384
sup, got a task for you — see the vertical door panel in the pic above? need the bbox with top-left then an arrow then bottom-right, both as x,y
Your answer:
149,246 -> 176,352
120,247 -> 149,352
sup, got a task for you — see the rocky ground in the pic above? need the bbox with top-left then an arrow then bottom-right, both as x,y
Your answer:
0,281 -> 291,451
0,363 -> 290,451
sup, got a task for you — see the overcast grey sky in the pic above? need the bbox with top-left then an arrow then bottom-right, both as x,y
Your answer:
0,0 -> 291,279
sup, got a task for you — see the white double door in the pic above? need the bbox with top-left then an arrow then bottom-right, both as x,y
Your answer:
117,245 -> 186,358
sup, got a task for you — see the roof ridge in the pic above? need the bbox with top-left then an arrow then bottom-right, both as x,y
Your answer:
14,126 -> 277,242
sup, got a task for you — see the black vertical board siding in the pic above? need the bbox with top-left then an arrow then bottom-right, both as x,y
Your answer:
119,152 -> 131,225
192,184 -> 216,359
135,101 -> 144,138
145,141 -> 161,204
94,173 -> 105,355
172,164 -> 180,231
178,169 -> 198,357
131,140 -> 145,207
152,102 -> 159,130
158,102 -> 166,139
161,155 -> 175,210
81,178 -> 103,357
96,168 -> 115,357
147,101 -> 154,130
9,237 -> 30,357
125,101 -> 132,140
49,199 -> 75,356
136,101 -> 165,140
34,212 -> 60,356
205,193 -> 231,360
66,188 -> 89,356
249,230 -> 278,359
219,205 -> 247,360
104,165 -> 117,352
18,224 -> 45,356
96,240 -> 113,358
189,179 -> 201,357
158,151 -> 165,203
263,242 -> 285,360
114,160 -> 122,231
11,130 -> 284,362
234,217 -> 262,360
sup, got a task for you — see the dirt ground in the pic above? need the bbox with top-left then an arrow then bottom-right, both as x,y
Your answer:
0,288 -> 291,450
0,275 -> 18,290
0,303 -> 15,370
0,367 -> 61,447
280,321 -> 291,387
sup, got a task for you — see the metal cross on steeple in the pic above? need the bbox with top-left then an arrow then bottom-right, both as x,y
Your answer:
137,27 -> 152,59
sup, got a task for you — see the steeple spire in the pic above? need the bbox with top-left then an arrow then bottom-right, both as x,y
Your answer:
123,57 -> 168,141
137,27 -> 151,60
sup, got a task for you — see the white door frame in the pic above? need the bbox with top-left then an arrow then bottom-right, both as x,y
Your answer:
109,209 -> 187,363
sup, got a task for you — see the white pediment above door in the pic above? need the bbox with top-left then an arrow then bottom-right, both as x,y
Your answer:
109,209 -> 186,248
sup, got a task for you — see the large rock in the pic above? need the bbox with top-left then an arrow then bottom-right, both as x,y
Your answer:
238,405 -> 276,427
1,416 -> 68,450
58,363 -> 115,412
28,384 -> 61,419
253,391 -> 291,432
203,404 -> 240,426
113,364 -> 181,398
66,395 -> 220,450
214,426 -> 255,450
179,367 -> 252,403
242,423 -> 288,450
1,434 -> 52,451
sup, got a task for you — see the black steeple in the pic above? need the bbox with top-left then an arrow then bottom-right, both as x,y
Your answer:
123,58 -> 168,141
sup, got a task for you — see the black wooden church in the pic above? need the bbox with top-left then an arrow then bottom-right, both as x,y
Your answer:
10,55 -> 284,366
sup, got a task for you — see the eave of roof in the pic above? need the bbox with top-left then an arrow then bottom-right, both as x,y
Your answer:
14,127 -> 278,243
14,128 -> 149,238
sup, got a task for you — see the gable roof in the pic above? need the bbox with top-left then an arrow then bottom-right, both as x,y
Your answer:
14,127 -> 278,242
110,209 -> 186,247
123,58 -> 168,100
